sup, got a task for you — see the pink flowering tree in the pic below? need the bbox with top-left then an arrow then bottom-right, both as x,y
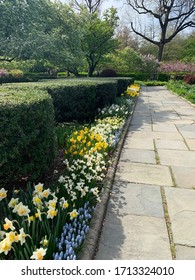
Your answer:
160,62 -> 195,74
0,69 -> 9,85
141,54 -> 160,80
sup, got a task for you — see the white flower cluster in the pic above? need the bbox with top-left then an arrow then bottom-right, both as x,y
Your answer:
59,152 -> 107,203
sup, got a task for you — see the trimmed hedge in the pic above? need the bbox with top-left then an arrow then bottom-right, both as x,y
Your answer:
0,88 -> 56,188
2,78 -> 134,122
116,72 -> 170,82
114,78 -> 134,96
46,80 -> 118,122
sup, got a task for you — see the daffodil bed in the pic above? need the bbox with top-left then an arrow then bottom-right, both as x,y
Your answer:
0,84 -> 140,260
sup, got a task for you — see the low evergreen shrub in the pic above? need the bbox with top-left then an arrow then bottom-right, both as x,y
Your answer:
100,68 -> 117,77
46,81 -> 117,122
0,88 -> 56,188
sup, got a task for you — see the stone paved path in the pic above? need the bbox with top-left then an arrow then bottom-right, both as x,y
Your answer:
95,86 -> 195,260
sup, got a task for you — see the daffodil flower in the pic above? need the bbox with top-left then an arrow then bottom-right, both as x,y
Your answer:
6,231 -> 17,244
8,198 -> 19,208
69,209 -> 78,220
0,238 -> 12,255
59,198 -> 69,209
17,228 -> 30,245
13,202 -> 30,216
0,188 -> 7,201
40,236 -> 48,247
34,183 -> 44,193
3,218 -> 15,231
42,189 -> 51,198
32,195 -> 42,207
47,208 -> 58,219
30,247 -> 47,260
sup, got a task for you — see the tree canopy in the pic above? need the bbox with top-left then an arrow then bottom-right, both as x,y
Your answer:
80,7 -> 119,76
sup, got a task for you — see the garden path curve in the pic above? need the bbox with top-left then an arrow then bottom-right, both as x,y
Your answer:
95,86 -> 195,260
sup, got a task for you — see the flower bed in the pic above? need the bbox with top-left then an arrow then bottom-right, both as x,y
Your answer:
0,84 -> 140,260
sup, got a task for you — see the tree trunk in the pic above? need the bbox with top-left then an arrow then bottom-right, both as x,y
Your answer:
158,43 -> 165,62
88,66 -> 94,77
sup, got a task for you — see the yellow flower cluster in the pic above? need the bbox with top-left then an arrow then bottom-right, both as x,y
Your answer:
125,83 -> 140,98
65,127 -> 108,156
96,116 -> 124,128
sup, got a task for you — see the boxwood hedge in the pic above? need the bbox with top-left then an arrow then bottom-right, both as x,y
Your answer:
0,88 -> 56,188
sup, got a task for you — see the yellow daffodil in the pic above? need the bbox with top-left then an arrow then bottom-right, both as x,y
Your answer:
35,209 -> 42,221
40,236 -> 48,247
69,209 -> 78,220
47,208 -> 58,219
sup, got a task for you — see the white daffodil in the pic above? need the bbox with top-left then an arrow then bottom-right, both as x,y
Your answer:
30,247 -> 47,260
0,188 -> 7,201
3,218 -> 15,231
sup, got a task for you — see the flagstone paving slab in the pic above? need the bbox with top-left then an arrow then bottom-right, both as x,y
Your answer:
129,124 -> 153,132
155,139 -> 188,150
96,213 -> 172,260
165,187 -> 195,247
107,182 -> 164,218
120,148 -> 156,164
171,166 -> 195,188
158,149 -> 195,167
116,162 -> 173,187
123,137 -> 154,150
128,131 -> 183,140
177,124 -> 195,138
185,139 -> 195,150
153,123 -> 178,133
175,245 -> 195,260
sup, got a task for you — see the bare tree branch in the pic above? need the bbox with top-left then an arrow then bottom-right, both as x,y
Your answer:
126,0 -> 195,61
71,0 -> 104,13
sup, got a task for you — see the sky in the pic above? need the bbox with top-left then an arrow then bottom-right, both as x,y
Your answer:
60,0 -> 127,17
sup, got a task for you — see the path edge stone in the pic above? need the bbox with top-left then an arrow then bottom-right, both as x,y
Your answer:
78,98 -> 138,260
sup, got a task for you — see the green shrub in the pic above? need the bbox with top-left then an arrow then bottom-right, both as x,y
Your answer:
136,80 -> 167,86
115,78 -> 134,96
1,78 -> 118,122
9,69 -> 24,78
0,88 -> 56,188
158,73 -> 170,82
46,81 -> 117,123
100,68 -> 117,77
